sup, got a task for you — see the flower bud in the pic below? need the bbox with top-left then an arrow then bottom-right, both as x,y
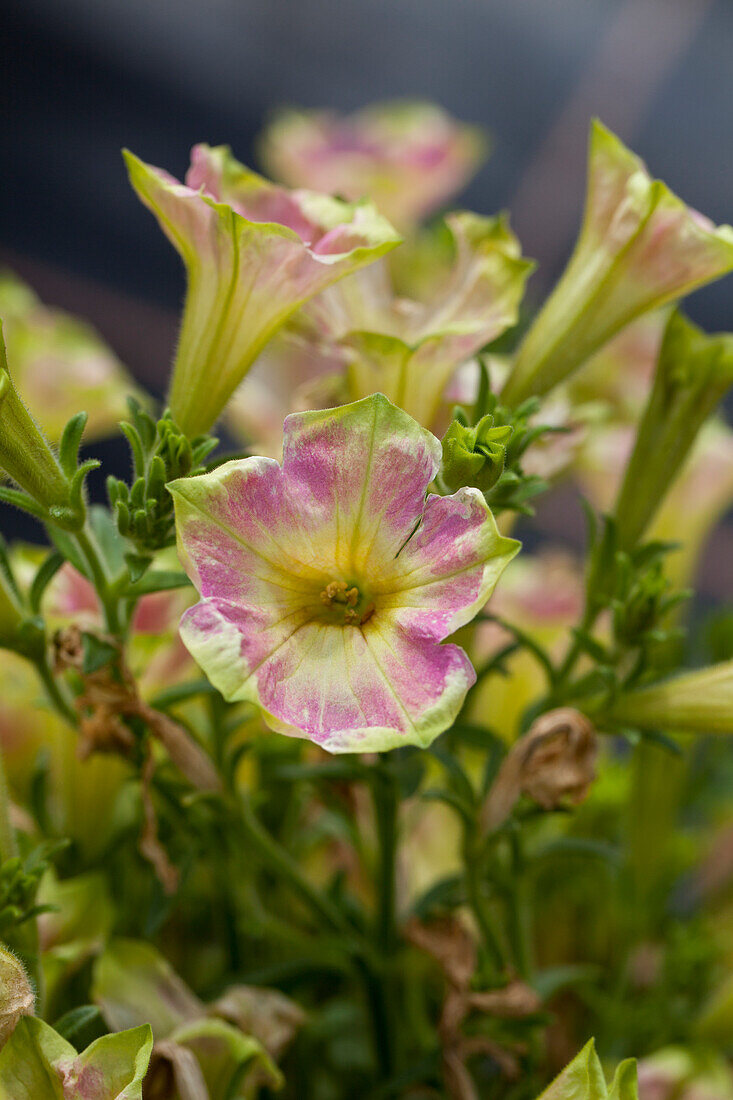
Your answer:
0,946 -> 34,1048
613,311 -> 733,550
0,330 -> 71,514
608,660 -> 733,735
440,414 -> 512,492
482,708 -> 597,830
502,121 -> 733,404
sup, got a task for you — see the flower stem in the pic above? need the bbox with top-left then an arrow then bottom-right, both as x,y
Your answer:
34,654 -> 78,728
463,832 -> 504,972
236,794 -> 352,938
0,748 -> 18,864
368,762 -> 400,1077
74,525 -> 122,636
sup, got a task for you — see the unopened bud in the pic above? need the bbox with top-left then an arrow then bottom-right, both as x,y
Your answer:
482,708 -> 598,831
0,332 -> 71,514
441,414 -> 511,493
0,946 -> 34,1048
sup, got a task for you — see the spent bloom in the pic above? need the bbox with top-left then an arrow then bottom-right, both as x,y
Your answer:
502,120 -> 733,404
170,394 -> 518,752
259,101 -> 487,229
125,143 -> 400,436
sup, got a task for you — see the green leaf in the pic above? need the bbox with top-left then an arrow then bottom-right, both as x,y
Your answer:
537,1039 -> 607,1100
608,1059 -> 640,1100
124,570 -> 192,597
170,1018 -> 281,1099
81,633 -> 119,675
29,551 -> 65,614
69,1025 -> 153,1100
52,1005 -> 103,1044
92,939 -> 204,1040
0,486 -> 48,521
124,553 -> 152,585
0,1017 -> 69,1099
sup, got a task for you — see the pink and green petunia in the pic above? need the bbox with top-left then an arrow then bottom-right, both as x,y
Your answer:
170,394 -> 518,753
125,144 -> 400,436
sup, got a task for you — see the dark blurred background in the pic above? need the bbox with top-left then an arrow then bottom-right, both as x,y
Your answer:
2,0 -> 732,585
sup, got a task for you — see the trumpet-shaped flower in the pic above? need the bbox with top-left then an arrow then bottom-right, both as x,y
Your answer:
259,101 -> 487,229
502,121 -> 733,404
125,144 -> 400,436
0,271 -> 141,442
170,395 -> 518,752
309,213 -> 533,428
608,659 -> 733,735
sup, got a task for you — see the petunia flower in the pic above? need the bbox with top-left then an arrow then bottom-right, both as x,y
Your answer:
308,212 -> 533,428
124,144 -> 401,436
0,270 -> 142,442
258,100 -> 487,230
502,120 -> 733,404
607,659 -> 733,735
170,394 -> 519,753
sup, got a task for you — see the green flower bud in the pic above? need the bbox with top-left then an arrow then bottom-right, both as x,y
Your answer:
440,413 -> 512,493
608,659 -> 733,735
0,946 -> 34,1049
0,352 -> 71,517
613,311 -> 733,550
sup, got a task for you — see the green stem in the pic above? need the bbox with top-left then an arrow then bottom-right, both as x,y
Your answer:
236,794 -> 352,938
506,829 -> 531,978
372,767 -> 398,955
35,655 -> 77,728
368,764 -> 400,1078
0,749 -> 45,1016
463,832 -> 504,972
0,748 -> 18,863
74,526 -> 122,636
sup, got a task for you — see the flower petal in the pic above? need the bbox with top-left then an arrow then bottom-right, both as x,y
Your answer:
503,120 -> 733,403
378,489 -> 519,637
179,602 -> 476,753
124,149 -> 400,435
259,101 -> 487,229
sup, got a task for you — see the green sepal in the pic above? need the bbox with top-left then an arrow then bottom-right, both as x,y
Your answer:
0,1016 -> 153,1100
58,412 -> 88,477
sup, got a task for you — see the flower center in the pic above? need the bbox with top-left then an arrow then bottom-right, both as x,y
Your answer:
318,580 -> 375,626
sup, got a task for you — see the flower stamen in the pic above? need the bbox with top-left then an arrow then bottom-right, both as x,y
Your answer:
319,580 -> 375,626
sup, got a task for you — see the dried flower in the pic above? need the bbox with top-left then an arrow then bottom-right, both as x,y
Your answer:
482,708 -> 598,830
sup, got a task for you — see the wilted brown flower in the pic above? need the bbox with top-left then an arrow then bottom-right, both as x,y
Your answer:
405,916 -> 540,1098
482,708 -> 598,831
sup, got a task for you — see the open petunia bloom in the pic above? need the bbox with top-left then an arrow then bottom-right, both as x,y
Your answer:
125,144 -> 400,437
502,120 -> 733,405
307,213 -> 533,428
170,394 -> 518,753
258,101 -> 487,230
